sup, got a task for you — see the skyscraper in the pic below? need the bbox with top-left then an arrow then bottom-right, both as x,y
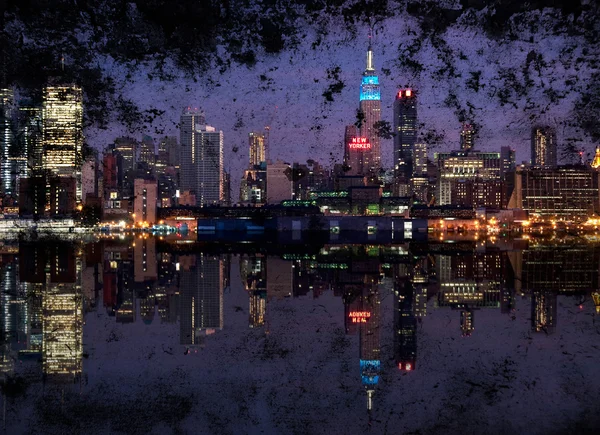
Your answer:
531,126 -> 557,168
248,131 -> 266,167
460,123 -> 475,151
393,89 -> 417,182
179,109 -> 223,206
0,88 -> 15,197
358,39 -> 381,175
18,104 -> 43,174
42,83 -> 84,199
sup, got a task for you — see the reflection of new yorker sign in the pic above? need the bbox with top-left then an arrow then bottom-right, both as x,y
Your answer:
348,137 -> 371,151
349,311 -> 371,323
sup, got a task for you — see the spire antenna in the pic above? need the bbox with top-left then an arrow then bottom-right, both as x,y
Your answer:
366,28 -> 374,71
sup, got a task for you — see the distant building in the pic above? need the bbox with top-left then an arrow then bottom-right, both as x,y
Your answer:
133,178 -> 157,225
531,126 -> 557,168
266,160 -> 292,204
222,170 -> 231,206
113,137 -> 137,193
413,142 -> 427,176
460,123 -> 475,151
138,135 -> 156,174
500,146 -> 516,180
240,164 -> 267,204
156,136 -> 177,176
248,131 -> 266,167
508,166 -> 600,219
18,103 -> 43,178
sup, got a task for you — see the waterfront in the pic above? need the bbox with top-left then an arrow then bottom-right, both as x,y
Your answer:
0,237 -> 598,434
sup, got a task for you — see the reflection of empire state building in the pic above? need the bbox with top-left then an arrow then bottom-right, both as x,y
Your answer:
349,280 -> 380,412
358,36 -> 382,176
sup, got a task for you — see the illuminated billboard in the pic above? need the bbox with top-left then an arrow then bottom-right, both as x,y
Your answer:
348,137 -> 371,151
349,311 -> 371,323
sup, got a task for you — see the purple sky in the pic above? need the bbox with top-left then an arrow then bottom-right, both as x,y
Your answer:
86,18 -> 593,190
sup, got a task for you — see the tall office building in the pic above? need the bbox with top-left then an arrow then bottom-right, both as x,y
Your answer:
460,123 -> 475,151
248,131 -> 266,167
531,126 -> 557,168
393,89 -> 418,181
0,88 -> 15,197
358,39 -> 381,175
42,84 -> 84,199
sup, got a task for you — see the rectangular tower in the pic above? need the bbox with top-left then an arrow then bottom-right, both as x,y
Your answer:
393,89 -> 418,181
42,84 -> 84,200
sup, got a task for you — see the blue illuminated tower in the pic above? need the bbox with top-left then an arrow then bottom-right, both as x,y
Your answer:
358,37 -> 381,175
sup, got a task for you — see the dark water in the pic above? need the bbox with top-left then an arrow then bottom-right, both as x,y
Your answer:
0,238 -> 599,434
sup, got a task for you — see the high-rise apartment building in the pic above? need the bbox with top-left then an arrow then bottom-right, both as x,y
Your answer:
393,89 -> 417,181
358,41 -> 381,175
42,84 -> 83,199
248,131 -> 266,167
179,109 -> 223,206
531,126 -> 557,168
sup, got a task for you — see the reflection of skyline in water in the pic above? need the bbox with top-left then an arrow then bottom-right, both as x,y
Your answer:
0,239 -> 599,424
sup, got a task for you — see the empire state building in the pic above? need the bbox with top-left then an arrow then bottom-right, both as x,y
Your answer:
359,40 -> 382,175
